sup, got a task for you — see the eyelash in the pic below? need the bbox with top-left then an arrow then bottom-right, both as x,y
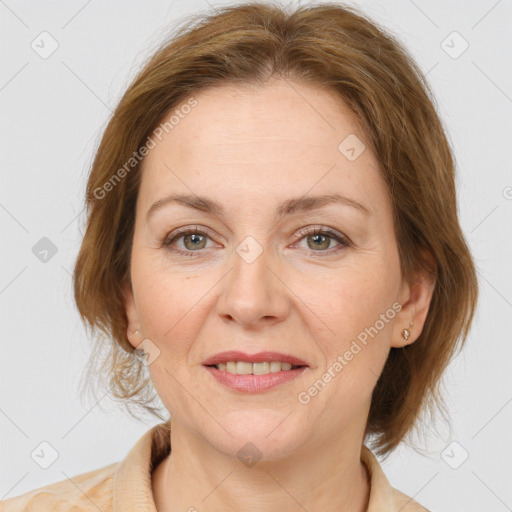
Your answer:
162,225 -> 351,257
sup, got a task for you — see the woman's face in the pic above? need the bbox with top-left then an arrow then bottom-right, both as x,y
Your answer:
124,78 -> 426,459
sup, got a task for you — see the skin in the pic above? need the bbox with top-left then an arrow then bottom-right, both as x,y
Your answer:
123,77 -> 435,512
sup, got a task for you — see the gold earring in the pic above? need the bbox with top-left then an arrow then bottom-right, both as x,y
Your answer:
401,321 -> 414,344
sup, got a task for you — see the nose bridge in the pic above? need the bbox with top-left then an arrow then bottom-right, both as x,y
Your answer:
218,237 -> 288,327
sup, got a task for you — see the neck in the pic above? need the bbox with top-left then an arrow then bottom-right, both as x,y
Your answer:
152,418 -> 371,512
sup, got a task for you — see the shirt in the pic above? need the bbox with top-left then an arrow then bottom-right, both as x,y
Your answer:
0,420 -> 429,511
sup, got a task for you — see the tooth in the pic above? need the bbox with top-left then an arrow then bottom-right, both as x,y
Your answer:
253,362 -> 270,375
270,361 -> 282,372
236,361 -> 253,375
226,361 -> 237,373
215,361 -> 300,374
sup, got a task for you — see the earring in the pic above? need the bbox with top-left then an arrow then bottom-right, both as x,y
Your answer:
401,320 -> 414,344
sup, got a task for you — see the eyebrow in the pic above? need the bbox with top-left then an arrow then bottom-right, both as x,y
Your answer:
146,192 -> 371,222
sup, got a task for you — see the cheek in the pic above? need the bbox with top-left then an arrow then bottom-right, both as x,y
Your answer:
136,270 -> 209,414
299,270 -> 396,422
313,259 -> 399,370
133,263 -> 201,355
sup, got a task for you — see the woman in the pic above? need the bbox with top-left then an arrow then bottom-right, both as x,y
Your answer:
1,2 -> 478,511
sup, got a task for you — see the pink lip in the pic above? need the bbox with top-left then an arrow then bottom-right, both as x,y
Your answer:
201,351 -> 309,367
204,365 -> 309,393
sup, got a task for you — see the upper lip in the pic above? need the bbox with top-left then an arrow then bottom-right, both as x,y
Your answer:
202,351 -> 309,367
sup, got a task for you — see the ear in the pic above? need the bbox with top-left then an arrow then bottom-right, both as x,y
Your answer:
391,248 -> 437,348
122,279 -> 141,350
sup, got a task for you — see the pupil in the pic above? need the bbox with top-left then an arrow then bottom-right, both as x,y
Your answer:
310,234 -> 328,249
186,233 -> 204,249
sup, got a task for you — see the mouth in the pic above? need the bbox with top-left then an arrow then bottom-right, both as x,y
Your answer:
204,362 -> 306,374
201,350 -> 310,374
201,351 -> 310,392
203,364 -> 308,393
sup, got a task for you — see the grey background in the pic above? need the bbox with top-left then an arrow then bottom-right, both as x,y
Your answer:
1,1 -> 511,511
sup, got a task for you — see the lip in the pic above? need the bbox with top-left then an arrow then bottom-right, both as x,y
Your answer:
204,365 -> 309,393
201,350 -> 309,367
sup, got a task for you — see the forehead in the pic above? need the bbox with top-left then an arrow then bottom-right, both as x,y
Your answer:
138,79 -> 386,214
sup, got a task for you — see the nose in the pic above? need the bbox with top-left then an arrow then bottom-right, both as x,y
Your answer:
216,243 -> 290,329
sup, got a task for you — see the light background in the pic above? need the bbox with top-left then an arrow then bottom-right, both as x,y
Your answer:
1,1 -> 511,511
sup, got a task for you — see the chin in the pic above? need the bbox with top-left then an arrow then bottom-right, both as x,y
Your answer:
204,412 -> 306,462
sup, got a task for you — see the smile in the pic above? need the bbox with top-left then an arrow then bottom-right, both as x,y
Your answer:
203,364 -> 308,393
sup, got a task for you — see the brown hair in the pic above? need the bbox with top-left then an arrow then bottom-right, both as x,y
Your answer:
73,1 -> 478,457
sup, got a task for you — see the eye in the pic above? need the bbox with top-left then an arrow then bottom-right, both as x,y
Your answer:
292,226 -> 351,254
162,226 -> 216,256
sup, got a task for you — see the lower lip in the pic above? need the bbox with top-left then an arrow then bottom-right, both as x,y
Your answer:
203,365 -> 308,393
